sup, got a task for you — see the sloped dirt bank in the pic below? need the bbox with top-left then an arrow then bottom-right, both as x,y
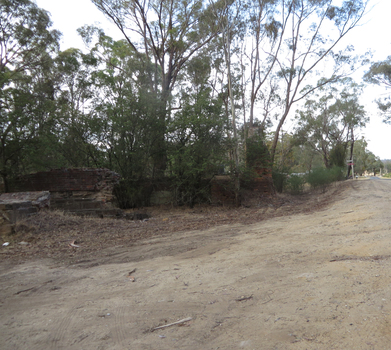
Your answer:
1,178 -> 391,349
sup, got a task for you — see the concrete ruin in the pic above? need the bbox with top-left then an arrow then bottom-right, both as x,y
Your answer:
0,169 -> 122,236
0,191 -> 50,235
0,166 -> 275,237
11,168 -> 120,206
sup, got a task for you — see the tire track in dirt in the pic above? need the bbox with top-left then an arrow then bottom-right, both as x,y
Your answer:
50,305 -> 85,348
110,302 -> 131,348
4,179 -> 391,350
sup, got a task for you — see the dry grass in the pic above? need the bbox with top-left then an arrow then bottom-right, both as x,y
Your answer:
0,181 -> 349,266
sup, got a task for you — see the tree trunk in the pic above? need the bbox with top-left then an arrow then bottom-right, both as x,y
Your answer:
347,129 -> 355,178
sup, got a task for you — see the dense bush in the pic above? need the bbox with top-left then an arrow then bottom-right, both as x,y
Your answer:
286,175 -> 306,194
306,166 -> 344,191
113,179 -> 153,209
272,170 -> 288,193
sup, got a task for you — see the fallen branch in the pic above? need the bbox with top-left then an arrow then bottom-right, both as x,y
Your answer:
330,255 -> 391,262
152,317 -> 192,331
15,287 -> 35,295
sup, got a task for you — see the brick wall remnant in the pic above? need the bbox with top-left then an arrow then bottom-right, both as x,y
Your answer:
13,168 -> 119,192
8,168 -> 121,217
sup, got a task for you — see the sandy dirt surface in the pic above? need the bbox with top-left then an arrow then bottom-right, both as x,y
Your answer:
1,178 -> 391,349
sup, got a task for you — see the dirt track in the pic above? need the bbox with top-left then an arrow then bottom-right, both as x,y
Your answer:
1,178 -> 391,349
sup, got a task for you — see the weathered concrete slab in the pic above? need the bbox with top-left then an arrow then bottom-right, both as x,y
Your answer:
0,191 -> 50,212
0,191 -> 50,236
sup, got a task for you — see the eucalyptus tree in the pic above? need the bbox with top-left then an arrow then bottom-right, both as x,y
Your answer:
353,137 -> 376,175
294,81 -> 367,170
86,35 -> 162,179
52,48 -> 102,168
329,84 -> 367,176
0,0 -> 60,190
245,0 -> 283,129
267,0 -> 369,164
168,74 -> 226,206
364,56 -> 391,124
90,0 -> 226,175
0,0 -> 60,87
209,0 -> 247,205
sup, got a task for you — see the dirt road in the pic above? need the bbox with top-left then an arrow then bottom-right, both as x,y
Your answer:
1,178 -> 391,349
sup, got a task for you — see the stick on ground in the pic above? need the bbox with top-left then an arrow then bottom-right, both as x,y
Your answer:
152,317 -> 192,331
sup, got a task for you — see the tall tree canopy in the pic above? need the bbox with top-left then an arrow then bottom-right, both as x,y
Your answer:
89,0 -> 228,174
364,56 -> 391,124
294,81 -> 367,170
0,0 -> 60,190
266,0 -> 369,164
0,0 -> 379,204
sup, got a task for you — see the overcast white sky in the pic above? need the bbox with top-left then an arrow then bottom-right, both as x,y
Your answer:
35,0 -> 391,160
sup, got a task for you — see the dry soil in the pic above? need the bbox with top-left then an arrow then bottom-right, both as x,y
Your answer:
1,178 -> 391,349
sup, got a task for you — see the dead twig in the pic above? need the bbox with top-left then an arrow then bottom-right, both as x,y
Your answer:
128,268 -> 136,276
152,317 -> 192,331
330,255 -> 391,262
15,287 -> 36,295
261,298 -> 273,304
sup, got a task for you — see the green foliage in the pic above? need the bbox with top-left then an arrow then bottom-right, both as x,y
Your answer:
246,136 -> 271,169
290,143 -> 324,173
286,175 -> 305,195
353,138 -> 384,175
269,131 -> 296,172
306,166 -> 344,191
0,0 -> 373,210
84,37 -> 162,179
382,160 -> 391,174
0,0 -> 60,189
364,56 -> 391,123
168,86 -> 226,207
364,56 -> 391,86
113,179 -> 152,209
272,169 -> 288,193
294,80 -> 366,169
0,0 -> 60,87
90,0 -> 226,176
329,143 -> 347,168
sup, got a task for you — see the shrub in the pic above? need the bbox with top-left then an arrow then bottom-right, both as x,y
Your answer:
329,166 -> 345,181
246,137 -> 272,169
286,174 -> 305,194
306,166 -> 344,191
113,179 -> 153,209
272,170 -> 288,193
